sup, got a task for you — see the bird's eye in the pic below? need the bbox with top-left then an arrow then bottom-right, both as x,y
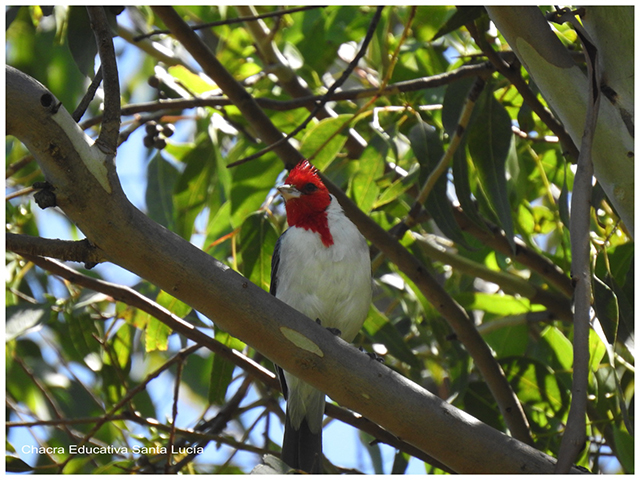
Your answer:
301,182 -> 318,194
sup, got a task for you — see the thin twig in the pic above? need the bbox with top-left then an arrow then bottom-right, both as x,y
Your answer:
56,344 -> 202,472
6,154 -> 35,179
168,376 -> 253,473
72,66 -> 103,122
406,76 -> 485,227
79,62 -> 494,130
134,6 -> 323,41
166,357 -> 185,472
236,5 -> 367,159
555,8 -> 600,473
87,7 -> 121,154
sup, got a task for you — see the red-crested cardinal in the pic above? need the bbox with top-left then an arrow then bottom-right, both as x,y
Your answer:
270,160 -> 372,473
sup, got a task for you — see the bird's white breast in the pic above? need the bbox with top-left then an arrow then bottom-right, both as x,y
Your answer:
275,197 -> 372,342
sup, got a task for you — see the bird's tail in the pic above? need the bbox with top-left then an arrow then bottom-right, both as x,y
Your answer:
282,409 -> 323,473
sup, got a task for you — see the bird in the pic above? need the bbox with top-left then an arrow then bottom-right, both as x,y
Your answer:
270,160 -> 372,473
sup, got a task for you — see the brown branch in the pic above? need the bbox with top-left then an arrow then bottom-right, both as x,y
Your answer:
72,66 -> 103,123
451,207 -> 574,298
555,11 -> 600,472
79,62 -> 494,131
7,233 -> 107,266
87,7 -> 120,155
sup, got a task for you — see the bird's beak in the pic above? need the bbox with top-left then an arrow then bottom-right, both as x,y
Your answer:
277,185 -> 301,202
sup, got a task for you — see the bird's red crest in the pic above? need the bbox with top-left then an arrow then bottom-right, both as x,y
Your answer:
285,160 -> 322,189
281,160 -> 333,246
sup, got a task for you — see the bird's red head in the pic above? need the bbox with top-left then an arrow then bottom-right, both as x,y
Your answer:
278,160 -> 333,246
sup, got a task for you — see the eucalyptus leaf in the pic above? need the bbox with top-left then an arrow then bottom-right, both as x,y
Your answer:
467,87 -> 516,253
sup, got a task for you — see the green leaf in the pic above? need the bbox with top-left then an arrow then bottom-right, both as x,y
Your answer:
146,154 -> 179,230
363,306 -> 420,369
456,292 -> 533,316
501,356 -> 568,415
409,119 -> 473,249
612,426 -> 634,473
351,145 -> 384,214
299,114 -> 351,171
460,381 -> 503,431
467,87 -> 516,252
430,6 -> 486,41
588,327 -> 607,373
209,330 -> 245,405
373,164 -> 419,209
228,146 -> 282,228
168,65 -> 216,95
530,326 -> 573,388
6,304 -> 48,341
517,100 -> 535,133
6,455 -> 34,473
64,311 -> 99,359
483,323 -> 528,358
451,145 -> 489,231
67,7 -> 96,76
238,211 -> 280,291
156,290 -> 193,318
111,322 -> 133,373
145,317 -> 172,352
173,135 -> 216,239
442,76 -> 477,136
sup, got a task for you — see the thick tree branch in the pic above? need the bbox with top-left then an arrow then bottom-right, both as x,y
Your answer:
7,63 -> 584,474
7,233 -> 107,266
